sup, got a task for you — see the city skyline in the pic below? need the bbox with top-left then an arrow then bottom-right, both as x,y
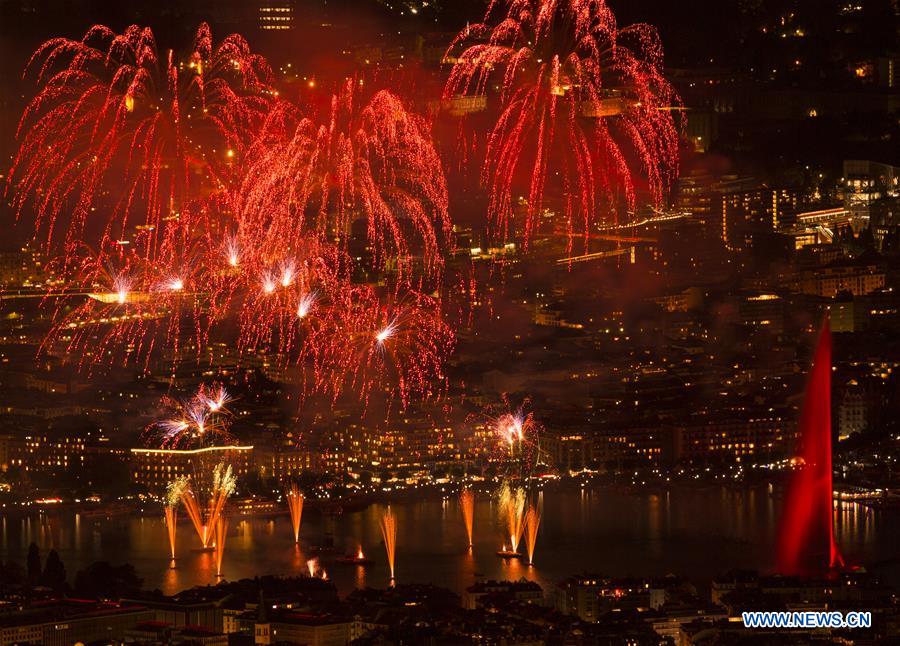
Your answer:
0,0 -> 898,644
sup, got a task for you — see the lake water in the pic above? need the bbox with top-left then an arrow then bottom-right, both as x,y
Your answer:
2,485 -> 896,596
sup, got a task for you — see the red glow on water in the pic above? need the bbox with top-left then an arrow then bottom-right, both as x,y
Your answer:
777,320 -> 845,576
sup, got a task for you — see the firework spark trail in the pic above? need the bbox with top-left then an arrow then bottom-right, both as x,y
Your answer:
164,478 -> 188,560
460,488 -> 475,548
444,0 -> 680,251
177,479 -> 210,548
169,463 -> 235,549
306,557 -> 327,579
380,507 -> 397,580
524,504 -> 541,565
147,384 -> 235,450
474,398 -> 544,485
164,506 -> 178,561
498,483 -> 526,552
9,23 -> 272,259
12,25 -> 457,414
207,463 -> 236,535
214,516 -> 228,577
237,79 -> 450,280
286,483 -> 304,544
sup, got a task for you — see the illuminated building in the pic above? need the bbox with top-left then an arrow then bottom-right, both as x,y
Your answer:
829,297 -> 869,333
3,427 -> 108,476
838,380 -> 869,439
739,293 -> 784,333
130,446 -> 253,493
676,173 -> 805,250
243,610 -> 349,645
464,580 -> 543,609
593,424 -> 672,470
674,415 -> 796,464
842,160 -> 900,224
257,2 -> 294,31
253,445 -> 307,482
789,261 -> 885,298
555,575 -> 604,622
541,430 -> 591,472
0,600 -> 153,645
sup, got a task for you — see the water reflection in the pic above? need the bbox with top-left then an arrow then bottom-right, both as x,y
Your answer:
0,485 -> 896,596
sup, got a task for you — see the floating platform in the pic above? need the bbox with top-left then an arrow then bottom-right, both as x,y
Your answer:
496,549 -> 522,559
336,555 -> 374,565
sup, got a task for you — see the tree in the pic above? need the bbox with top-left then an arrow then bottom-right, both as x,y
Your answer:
73,562 -> 142,600
41,550 -> 67,593
0,561 -> 25,586
26,543 -> 41,584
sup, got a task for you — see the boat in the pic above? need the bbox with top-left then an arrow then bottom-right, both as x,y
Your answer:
496,549 -> 521,559
336,549 -> 374,566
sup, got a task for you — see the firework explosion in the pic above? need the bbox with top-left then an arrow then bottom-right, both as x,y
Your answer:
445,0 -> 680,249
146,384 -> 235,450
460,488 -> 475,548
237,79 -> 451,278
9,23 -> 272,255
10,25 -> 456,409
380,507 -> 397,580
286,483 -> 304,544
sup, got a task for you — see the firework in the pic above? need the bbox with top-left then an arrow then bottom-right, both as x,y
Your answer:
306,288 -> 455,409
475,398 -> 544,485
164,478 -> 188,561
9,23 -> 272,257
12,27 -> 455,413
146,384 -> 235,450
170,463 -> 235,549
380,507 -> 397,580
286,483 -> 304,544
445,0 -> 680,249
498,482 -> 526,553
306,557 -> 327,580
460,488 -> 475,548
214,516 -> 228,577
237,80 -> 450,278
524,503 -> 541,565
164,506 -> 178,561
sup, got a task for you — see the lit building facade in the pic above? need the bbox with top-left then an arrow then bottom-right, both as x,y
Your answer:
130,446 -> 254,493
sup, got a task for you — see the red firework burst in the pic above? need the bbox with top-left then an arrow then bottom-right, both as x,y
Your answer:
236,79 -> 451,279
445,0 -> 681,249
10,26 -> 456,410
9,23 -> 273,260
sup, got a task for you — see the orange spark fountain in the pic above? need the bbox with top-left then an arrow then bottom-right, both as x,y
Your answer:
524,504 -> 541,565
380,508 -> 397,581
179,485 -> 210,548
499,483 -> 526,553
164,478 -> 186,561
460,489 -> 475,548
172,463 -> 236,549
164,506 -> 178,560
286,483 -> 304,544
306,557 -> 327,579
214,516 -> 228,578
